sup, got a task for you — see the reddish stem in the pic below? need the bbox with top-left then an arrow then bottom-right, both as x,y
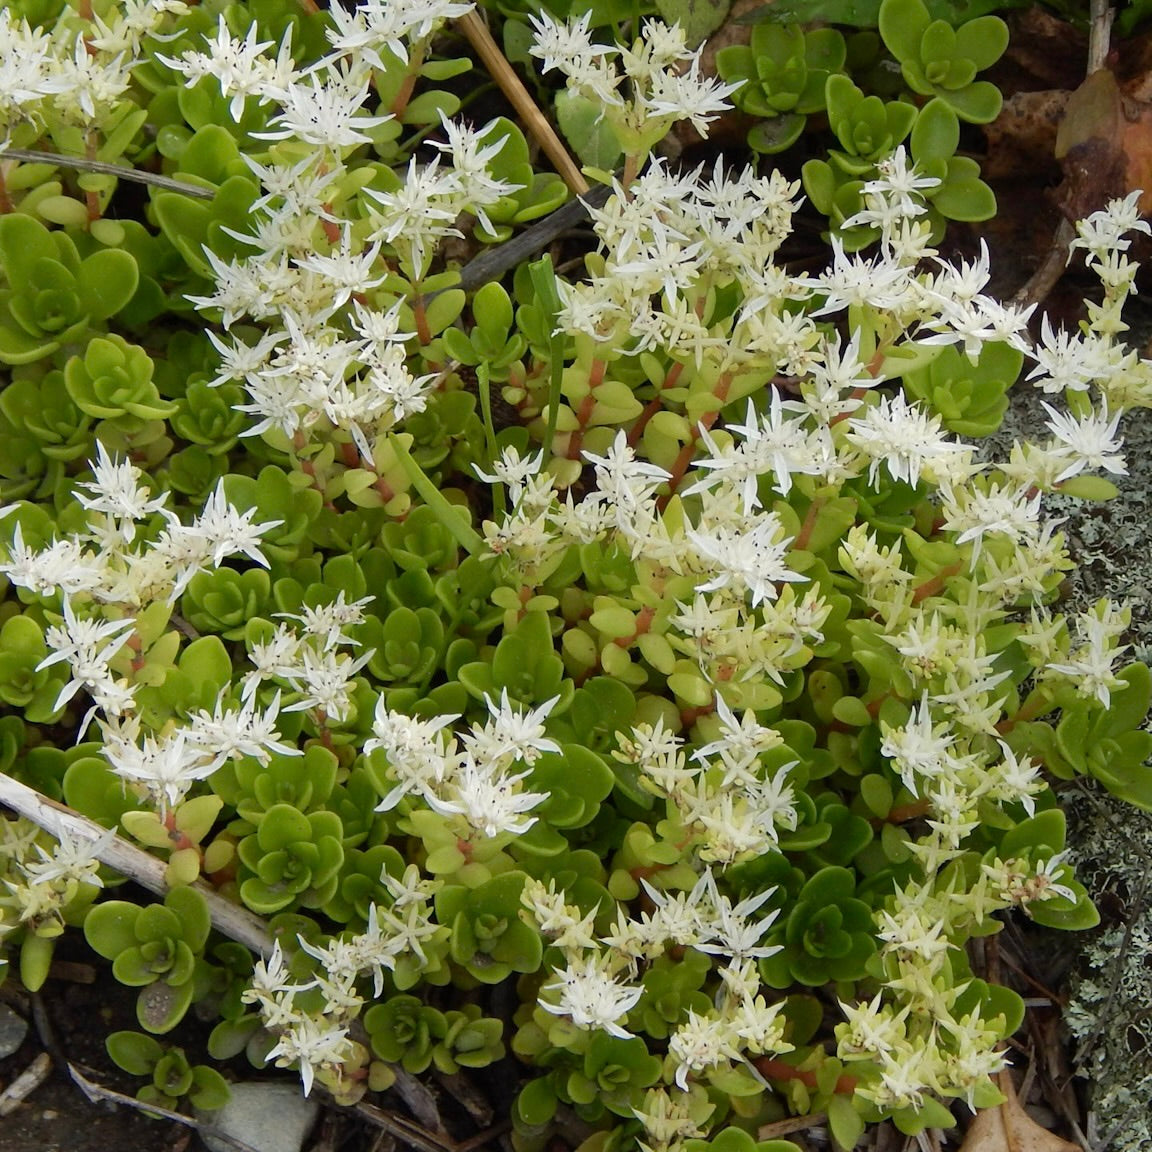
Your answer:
793,498 -> 827,553
389,43 -> 427,120
375,475 -> 396,505
911,561 -> 962,605
829,387 -> 870,427
755,1058 -> 858,1096
628,361 -> 686,448
657,373 -> 733,509
565,359 -> 608,460
413,293 -> 432,346
886,797 -> 932,823
679,700 -> 716,729
319,210 -> 341,245
613,604 -> 656,648
996,688 -> 1052,735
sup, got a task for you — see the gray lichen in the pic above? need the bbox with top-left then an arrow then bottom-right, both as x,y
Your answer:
989,347 -> 1152,1150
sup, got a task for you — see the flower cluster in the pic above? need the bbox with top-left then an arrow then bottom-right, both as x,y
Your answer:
366,690 -> 557,840
614,699 -> 799,866
0,820 -> 113,944
483,154 -> 1152,1117
524,863 -> 792,1103
529,14 -> 742,157
243,863 -> 447,1096
0,4 -> 188,137
1,449 -> 279,610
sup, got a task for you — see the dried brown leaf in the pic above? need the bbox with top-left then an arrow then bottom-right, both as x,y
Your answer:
959,1072 -> 1079,1152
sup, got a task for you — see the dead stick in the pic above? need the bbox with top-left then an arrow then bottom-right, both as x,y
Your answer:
68,1063 -> 265,1152
350,1099 -> 458,1152
455,1121 -> 513,1152
0,148 -> 214,199
455,11 -> 588,197
0,772 -> 274,957
757,1113 -> 828,1139
0,1053 -> 53,1116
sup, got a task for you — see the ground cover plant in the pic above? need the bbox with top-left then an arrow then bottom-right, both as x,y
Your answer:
0,1 -> 1149,1150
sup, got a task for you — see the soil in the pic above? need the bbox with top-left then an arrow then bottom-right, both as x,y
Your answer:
0,971 -> 183,1152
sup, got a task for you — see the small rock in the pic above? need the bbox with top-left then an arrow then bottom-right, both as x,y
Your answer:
0,1004 -> 28,1059
197,1082 -> 319,1152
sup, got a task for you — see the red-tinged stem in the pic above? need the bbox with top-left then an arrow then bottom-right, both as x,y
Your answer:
612,604 -> 655,648
755,1058 -> 858,1096
565,358 -> 608,460
793,497 -> 826,553
389,43 -> 427,121
162,810 -> 198,855
295,450 -> 338,512
315,718 -> 335,752
829,387 -> 870,427
413,291 -> 432,346
996,687 -> 1053,735
319,210 -> 341,246
375,474 -> 397,505
628,361 -> 686,448
658,372 -> 733,509
620,153 -> 639,198
886,797 -> 932,823
911,561 -> 962,605
679,700 -> 716,729
0,167 -> 12,214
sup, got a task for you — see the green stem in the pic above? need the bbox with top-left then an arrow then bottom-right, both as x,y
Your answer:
527,255 -> 564,463
387,433 -> 484,556
477,362 -> 503,517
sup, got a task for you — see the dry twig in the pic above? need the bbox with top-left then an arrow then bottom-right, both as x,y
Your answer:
67,1062 -> 266,1152
0,148 -> 214,199
454,11 -> 588,196
0,1052 -> 53,1116
0,772 -> 274,957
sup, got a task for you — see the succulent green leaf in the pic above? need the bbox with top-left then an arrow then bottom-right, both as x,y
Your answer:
879,0 -> 932,62
189,1066 -> 231,1111
166,885 -> 211,952
106,1031 -> 164,1077
85,900 -> 144,960
953,14 -> 1009,69
554,91 -> 624,170
939,78 -> 1002,123
19,932 -> 55,993
137,978 -> 195,1035
76,249 -> 138,321
655,0 -> 730,43
258,804 -> 313,852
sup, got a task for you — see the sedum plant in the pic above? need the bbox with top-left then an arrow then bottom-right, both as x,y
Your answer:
717,0 -> 1006,247
0,3 -> 1148,1152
